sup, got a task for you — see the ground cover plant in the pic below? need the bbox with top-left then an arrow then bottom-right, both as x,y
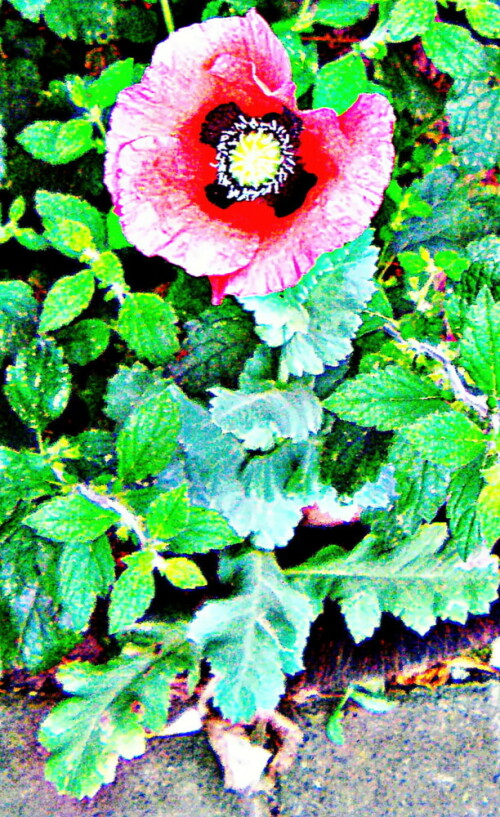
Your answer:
0,0 -> 499,800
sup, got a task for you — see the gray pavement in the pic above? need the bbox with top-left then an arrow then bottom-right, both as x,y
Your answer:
0,683 -> 498,817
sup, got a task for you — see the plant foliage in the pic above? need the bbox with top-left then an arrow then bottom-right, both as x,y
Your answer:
0,0 -> 499,800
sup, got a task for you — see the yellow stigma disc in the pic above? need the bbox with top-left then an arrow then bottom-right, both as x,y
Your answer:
229,130 -> 282,188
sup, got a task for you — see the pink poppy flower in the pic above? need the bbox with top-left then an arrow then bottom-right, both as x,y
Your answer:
105,10 -> 395,304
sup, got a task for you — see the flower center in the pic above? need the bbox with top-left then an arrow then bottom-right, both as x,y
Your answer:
215,113 -> 297,201
200,103 -> 317,217
228,130 -> 282,188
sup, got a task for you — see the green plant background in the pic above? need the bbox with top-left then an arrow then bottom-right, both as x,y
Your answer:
1,0 -> 499,799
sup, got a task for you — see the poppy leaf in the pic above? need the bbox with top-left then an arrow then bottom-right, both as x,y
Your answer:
39,653 -> 152,799
241,230 -> 379,378
209,384 -> 323,451
189,550 -> 314,722
287,523 -> 499,641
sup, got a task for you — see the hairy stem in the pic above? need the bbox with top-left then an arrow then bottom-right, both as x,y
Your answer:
160,0 -> 175,35
383,323 -> 489,419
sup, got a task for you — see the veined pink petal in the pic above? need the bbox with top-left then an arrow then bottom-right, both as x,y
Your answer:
105,11 -> 395,302
209,94 -> 395,301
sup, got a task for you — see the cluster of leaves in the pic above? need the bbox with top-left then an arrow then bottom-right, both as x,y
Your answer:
1,0 -> 499,800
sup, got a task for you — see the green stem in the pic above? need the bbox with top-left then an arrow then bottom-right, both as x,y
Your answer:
295,0 -> 314,28
160,0 -> 175,35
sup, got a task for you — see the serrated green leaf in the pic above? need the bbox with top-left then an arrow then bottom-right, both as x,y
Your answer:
168,383 -> 246,507
446,81 -> 500,172
168,299 -> 256,396
0,521 -> 78,672
146,484 -> 190,541
44,220 -> 95,258
8,196 -> 26,222
59,536 -> 114,631
60,318 -> 111,365
210,385 -> 322,451
477,483 -> 500,548
219,440 -> 339,550
448,461 -> 484,559
124,622 -> 199,730
43,0 -> 116,43
324,366 -> 449,431
0,280 -> 37,364
39,270 -> 95,333
157,556 -> 206,589
272,23 -> 318,97
91,251 -> 129,294
39,652 -> 151,799
108,551 -> 155,633
85,58 -> 135,109
189,550 -> 313,722
240,231 -> 378,378
105,363 -> 157,425
169,506 -> 240,555
117,293 -> 179,366
358,286 -> 394,336
14,228 -> 49,251
16,119 -> 94,164
24,493 -> 119,543
288,523 -> 498,641
389,436 -> 450,535
4,339 -> 71,431
386,0 -> 436,41
403,411 -> 487,470
460,288 -> 500,401
314,0 -> 370,27
117,383 -> 180,483
9,0 -> 50,22
35,190 -> 106,251
106,210 -> 132,251
0,447 -> 54,523
457,0 -> 500,37
422,22 -> 488,79
313,52 -> 368,115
